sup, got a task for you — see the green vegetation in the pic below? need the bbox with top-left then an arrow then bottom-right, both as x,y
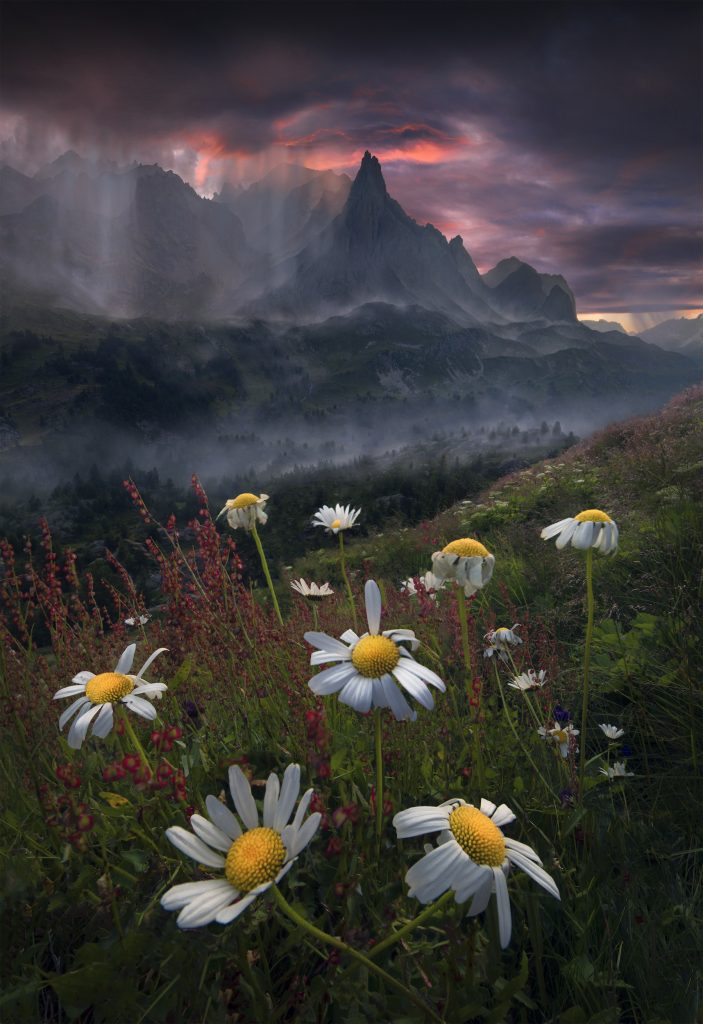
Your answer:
1,386 -> 701,1023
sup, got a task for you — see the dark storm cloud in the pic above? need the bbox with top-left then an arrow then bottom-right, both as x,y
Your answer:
1,1 -> 701,312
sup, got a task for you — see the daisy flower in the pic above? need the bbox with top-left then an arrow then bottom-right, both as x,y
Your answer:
394,797 -> 560,948
217,492 -> 269,531
291,579 -> 334,600
540,509 -> 618,554
538,721 -> 579,758
53,644 -> 168,749
431,538 -> 495,597
304,580 -> 445,721
599,723 -> 625,740
312,504 -> 361,534
600,761 -> 634,779
484,624 -> 522,661
161,764 -> 320,928
509,669 -> 547,692
400,572 -> 446,599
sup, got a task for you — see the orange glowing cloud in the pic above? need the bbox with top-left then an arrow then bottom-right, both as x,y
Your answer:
273,128 -> 469,171
175,131 -> 264,191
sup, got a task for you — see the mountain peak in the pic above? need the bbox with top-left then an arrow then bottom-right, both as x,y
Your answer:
350,151 -> 387,199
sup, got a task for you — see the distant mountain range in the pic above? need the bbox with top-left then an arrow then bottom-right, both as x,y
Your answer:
639,314 -> 703,362
0,150 -> 576,324
580,319 -> 628,334
0,150 -> 700,481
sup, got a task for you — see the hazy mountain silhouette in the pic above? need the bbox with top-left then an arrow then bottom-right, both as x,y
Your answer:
639,314 -> 703,364
0,150 -> 577,324
0,160 -> 261,317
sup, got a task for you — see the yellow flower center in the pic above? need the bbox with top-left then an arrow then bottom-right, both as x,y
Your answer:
442,538 -> 490,558
449,805 -> 506,867
351,635 -> 400,678
331,518 -> 342,529
553,729 -> 568,744
85,672 -> 134,704
574,509 -> 612,523
230,492 -> 259,509
494,628 -> 511,639
225,827 -> 286,892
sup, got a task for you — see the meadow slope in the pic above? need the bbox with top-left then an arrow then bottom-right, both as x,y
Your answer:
1,386 -> 701,1024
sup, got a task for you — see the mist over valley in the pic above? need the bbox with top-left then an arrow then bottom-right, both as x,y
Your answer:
1,149 -> 701,551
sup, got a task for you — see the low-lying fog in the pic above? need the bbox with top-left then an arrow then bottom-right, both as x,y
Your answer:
0,389 -> 670,504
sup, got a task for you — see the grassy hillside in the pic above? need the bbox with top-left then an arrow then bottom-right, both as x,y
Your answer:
0,386 -> 701,1023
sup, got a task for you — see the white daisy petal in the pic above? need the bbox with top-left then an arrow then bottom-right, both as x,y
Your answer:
91,703 -> 114,739
308,664 -> 355,695
395,658 -> 446,691
309,650 -> 352,666
291,811 -> 321,856
122,695 -> 157,720
364,580 -> 382,635
480,798 -> 497,817
611,521 -> 619,551
161,879 -> 235,911
454,862 -> 492,903
504,837 -> 542,863
304,632 -> 351,655
378,674 -> 417,721
228,766 -> 259,830
67,703 -> 102,749
406,840 -> 468,903
493,867 -> 513,948
176,886 -> 238,928
215,893 -> 258,925
540,518 -> 573,540
555,519 -> 579,549
393,805 -> 452,838
290,788 -> 314,835
572,521 -> 595,549
165,826 -> 227,869
490,804 -> 516,827
114,644 -> 136,674
390,663 -> 434,710
130,682 -> 168,697
339,674 -> 374,713
205,796 -> 242,841
53,683 -> 89,700
464,875 -> 494,914
189,814 -> 233,853
71,671 -> 95,686
274,764 -> 301,831
263,773 -> 281,828
58,695 -> 90,729
134,646 -> 168,680
506,850 -> 561,899
340,629 -> 360,644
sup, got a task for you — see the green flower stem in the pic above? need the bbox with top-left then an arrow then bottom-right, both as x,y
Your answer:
457,586 -> 485,788
251,523 -> 283,626
494,664 -> 551,793
311,603 -> 319,632
119,706 -> 152,775
579,547 -> 595,795
374,707 -> 383,849
456,586 -> 473,703
506,650 -> 543,730
338,532 -> 358,630
271,886 -> 442,1023
364,890 -> 455,960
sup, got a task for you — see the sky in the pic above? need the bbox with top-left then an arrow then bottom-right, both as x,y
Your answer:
1,1 -> 701,327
